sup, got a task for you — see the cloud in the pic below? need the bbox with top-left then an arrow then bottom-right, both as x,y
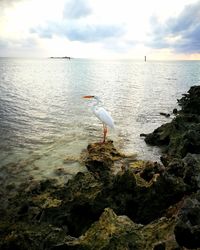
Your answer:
0,39 -> 8,49
65,24 -> 125,42
0,0 -> 24,7
0,0 -> 26,12
63,0 -> 91,19
0,37 -> 40,56
31,0 -> 125,43
148,0 -> 200,53
103,39 -> 138,53
31,21 -> 125,42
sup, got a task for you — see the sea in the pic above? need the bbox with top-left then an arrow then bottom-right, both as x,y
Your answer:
0,58 -> 200,188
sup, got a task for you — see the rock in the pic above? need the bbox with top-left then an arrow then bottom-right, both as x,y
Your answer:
77,208 -> 143,250
178,85 -> 200,115
0,223 -> 75,250
159,112 -> 170,118
140,161 -> 164,182
161,154 -> 200,193
0,150 -> 189,249
173,108 -> 178,115
144,86 -> 200,158
145,114 -> 200,158
131,170 -> 187,224
140,133 -> 147,137
82,140 -> 136,182
145,122 -> 172,146
66,208 -> 180,250
142,216 -> 180,250
41,172 -> 103,237
83,141 -> 123,173
165,158 -> 185,178
183,153 -> 200,191
174,192 -> 200,249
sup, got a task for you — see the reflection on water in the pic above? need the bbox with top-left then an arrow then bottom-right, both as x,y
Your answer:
0,58 -> 200,186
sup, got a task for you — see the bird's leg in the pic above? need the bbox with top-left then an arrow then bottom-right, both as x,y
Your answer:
103,124 -> 108,143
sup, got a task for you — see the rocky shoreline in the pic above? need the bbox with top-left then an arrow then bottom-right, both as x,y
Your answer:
1,86 -> 200,249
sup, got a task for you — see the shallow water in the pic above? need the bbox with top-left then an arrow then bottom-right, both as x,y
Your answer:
0,58 -> 200,186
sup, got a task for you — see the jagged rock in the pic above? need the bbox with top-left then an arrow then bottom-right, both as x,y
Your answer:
178,85 -> 200,115
183,153 -> 200,191
0,143 -> 194,249
83,141 -> 125,179
0,222 -> 76,250
131,170 -> 187,224
173,108 -> 178,115
139,161 -> 165,182
77,208 -> 143,250
160,154 -> 200,193
145,86 -> 200,158
67,208 -> 179,250
174,192 -> 200,249
159,112 -> 170,118
145,122 -> 173,146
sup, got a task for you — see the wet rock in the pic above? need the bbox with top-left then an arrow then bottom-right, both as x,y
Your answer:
6,182 -> 16,191
160,112 -> 170,118
183,153 -> 200,191
161,154 -> 200,193
178,85 -> 200,115
153,242 -> 166,250
76,208 -> 143,250
0,223 -> 75,250
131,171 -> 187,224
140,133 -> 147,137
40,172 -> 103,237
70,208 -> 180,250
142,216 -> 180,250
83,141 -> 123,172
82,140 -> 134,182
54,167 -> 67,176
165,158 -> 185,178
160,154 -> 174,167
173,108 -> 178,115
145,86 -> 200,158
174,192 -> 200,249
145,122 -> 172,146
0,143 -> 189,249
140,161 -> 164,182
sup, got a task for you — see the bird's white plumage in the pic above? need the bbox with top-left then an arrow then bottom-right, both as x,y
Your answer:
83,95 -> 114,142
93,106 -> 114,128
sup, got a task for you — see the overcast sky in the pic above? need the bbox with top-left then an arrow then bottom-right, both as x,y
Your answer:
0,0 -> 200,59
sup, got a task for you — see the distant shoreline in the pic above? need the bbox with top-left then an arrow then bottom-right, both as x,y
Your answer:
49,56 -> 71,59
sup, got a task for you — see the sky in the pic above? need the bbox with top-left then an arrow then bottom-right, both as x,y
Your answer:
0,0 -> 200,60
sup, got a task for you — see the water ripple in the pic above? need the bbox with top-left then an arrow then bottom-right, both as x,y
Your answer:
0,58 -> 199,183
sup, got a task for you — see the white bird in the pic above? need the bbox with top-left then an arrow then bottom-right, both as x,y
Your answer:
83,95 -> 114,143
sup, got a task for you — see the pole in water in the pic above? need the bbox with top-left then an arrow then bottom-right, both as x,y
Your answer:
144,56 -> 146,62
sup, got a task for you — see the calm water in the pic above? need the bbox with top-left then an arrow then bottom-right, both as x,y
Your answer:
0,58 -> 200,186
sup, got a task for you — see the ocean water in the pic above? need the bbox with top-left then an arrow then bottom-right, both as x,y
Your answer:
0,58 -> 200,187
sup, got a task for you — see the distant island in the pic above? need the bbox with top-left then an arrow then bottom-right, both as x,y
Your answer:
50,56 -> 72,59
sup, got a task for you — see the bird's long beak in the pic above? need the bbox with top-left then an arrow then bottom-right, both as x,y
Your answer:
83,95 -> 95,99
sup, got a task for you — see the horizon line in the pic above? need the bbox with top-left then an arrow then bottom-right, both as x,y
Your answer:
1,56 -> 200,61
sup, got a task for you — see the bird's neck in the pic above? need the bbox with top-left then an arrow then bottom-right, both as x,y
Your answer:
93,98 -> 100,107
92,98 -> 101,112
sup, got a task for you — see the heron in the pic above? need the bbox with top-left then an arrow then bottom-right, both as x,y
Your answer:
83,95 -> 114,143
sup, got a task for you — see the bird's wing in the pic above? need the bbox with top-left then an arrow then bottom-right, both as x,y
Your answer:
93,107 -> 114,128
